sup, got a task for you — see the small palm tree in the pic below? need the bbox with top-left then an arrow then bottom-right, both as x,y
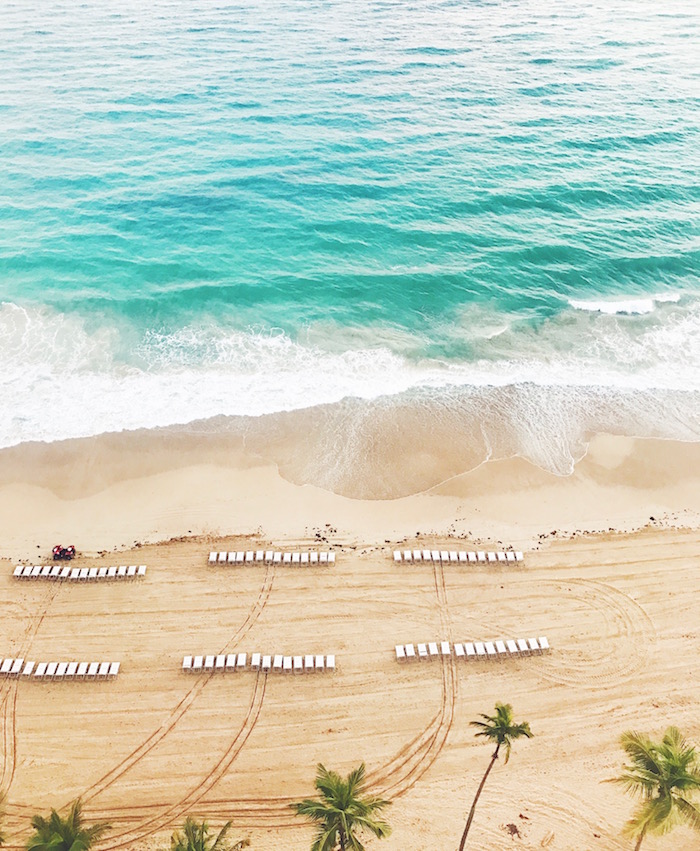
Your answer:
170,816 -> 248,851
609,726 -> 700,849
26,799 -> 110,851
292,763 -> 391,850
458,702 -> 533,850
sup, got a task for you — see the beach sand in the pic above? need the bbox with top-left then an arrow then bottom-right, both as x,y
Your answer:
1,430 -> 700,850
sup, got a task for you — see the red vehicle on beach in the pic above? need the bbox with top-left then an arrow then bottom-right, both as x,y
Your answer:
52,544 -> 76,560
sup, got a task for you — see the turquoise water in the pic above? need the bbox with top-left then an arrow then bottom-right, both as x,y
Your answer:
1,0 -> 699,470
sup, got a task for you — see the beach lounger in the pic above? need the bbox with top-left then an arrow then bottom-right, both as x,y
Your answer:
237,652 -> 247,669
273,654 -> 283,672
106,566 -> 116,579
417,643 -> 428,661
487,552 -> 497,563
108,662 -> 120,677
517,639 -> 529,656
98,567 -> 108,579
10,658 -> 23,677
515,551 -> 524,561
305,654 -> 314,672
204,655 -> 215,671
428,642 -> 439,660
403,550 -> 412,562
215,654 -> 226,672
84,662 -> 97,678
41,565 -> 51,578
477,551 -> 486,562
458,551 -> 467,562
256,550 -> 264,561
273,552 -> 282,563
245,551 -> 254,562
56,662 -> 68,678
13,565 -> 22,578
485,642 -> 497,660
301,552 -> 309,564
395,645 -> 405,662
506,551 -> 516,562
31,565 -> 42,579
422,549 -> 432,561
326,654 -> 336,671
192,655 -> 203,672
1,659 -> 12,676
496,640 -> 508,658
497,552 -> 506,562
465,642 -> 476,660
88,567 -> 98,580
97,662 -> 109,678
209,552 -> 217,563
283,553 -> 292,563
216,551 -> 226,562
60,566 -> 71,579
236,551 -> 244,563
468,552 -> 477,562
22,661 -> 35,678
437,550 -> 446,562
310,552 -> 319,563
440,641 -> 451,656
454,643 -> 465,658
138,565 -> 146,577
66,662 -> 78,678
427,550 -> 437,562
226,551 -> 235,563
76,662 -> 88,678
265,550 -> 274,562
328,552 -> 336,563
77,568 -> 87,581
538,636 -> 550,652
292,553 -> 300,564
320,552 -> 328,563
251,653 -> 261,670
34,662 -> 47,679
127,565 -> 137,578
315,654 -> 325,671
283,656 -> 292,673
118,565 -> 127,578
21,565 -> 33,579
412,549 -> 422,561
46,662 -> 58,678
475,642 -> 486,660
262,655 -> 272,672
225,654 -> 236,672
68,567 -> 79,580
528,638 -> 540,654
294,655 -> 303,674
506,639 -> 518,655
449,551 -> 458,562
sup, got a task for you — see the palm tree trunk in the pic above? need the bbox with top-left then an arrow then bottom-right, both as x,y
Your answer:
634,828 -> 646,851
338,827 -> 347,851
458,745 -> 500,851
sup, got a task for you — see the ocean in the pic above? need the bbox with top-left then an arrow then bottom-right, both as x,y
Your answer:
1,0 -> 699,489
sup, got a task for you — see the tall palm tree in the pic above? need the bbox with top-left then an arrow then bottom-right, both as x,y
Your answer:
292,763 -> 391,850
458,702 -> 533,851
609,726 -> 700,849
26,799 -> 110,851
169,816 -> 249,851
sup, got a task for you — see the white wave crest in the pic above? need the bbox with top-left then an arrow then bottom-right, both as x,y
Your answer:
569,292 -> 681,315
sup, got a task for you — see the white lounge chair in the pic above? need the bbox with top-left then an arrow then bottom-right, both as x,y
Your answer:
256,550 -> 264,561
517,639 -> 529,656
273,552 -> 282,563
66,662 -> 78,678
56,662 -> 68,678
440,550 -> 449,562
98,662 -> 110,678
475,642 -> 486,659
76,662 -> 88,678
315,654 -> 325,671
117,565 -> 127,579
328,552 -> 336,564
273,654 -> 283,672
292,553 -> 300,564
465,642 -> 476,660
431,550 -> 440,561
417,643 -> 428,661
251,653 -> 261,670
405,643 -> 416,661
496,640 -> 508,658
497,552 -> 507,562
506,639 -> 518,655
22,661 -> 35,678
137,565 -> 146,577
428,642 -> 439,660
13,565 -> 23,578
108,662 -> 120,677
454,643 -> 465,658
528,638 -> 540,654
515,551 -> 524,561
283,553 -> 292,563
538,636 -> 550,652
1,658 -> 13,676
31,565 -> 42,579
506,551 -> 516,562
127,565 -> 137,578
209,552 -> 217,563
60,566 -> 71,579
215,654 -> 226,671
237,652 -> 247,669
326,655 -> 336,672
320,552 -> 328,563
261,655 -> 272,672
305,654 -> 314,672
22,565 -> 33,578
403,550 -> 412,562
395,645 -> 406,661
226,551 -> 236,563
301,553 -> 309,564
98,567 -> 108,579
485,642 -> 497,660
204,655 -> 215,671
41,565 -> 51,578
293,655 -> 303,674
283,656 -> 292,673
245,551 -> 254,562
422,549 -> 432,561
192,655 -> 203,671
265,550 -> 274,562
217,551 -> 226,562
413,549 -> 422,561
236,551 -> 245,563
88,567 -> 98,580
10,658 -> 23,677
310,552 -> 319,563
225,654 -> 236,671
440,641 -> 451,656
477,551 -> 486,562
449,551 -> 458,562
458,551 -> 467,562
87,662 -> 99,678
487,552 -> 497,563
34,662 -> 47,679
46,662 -> 58,678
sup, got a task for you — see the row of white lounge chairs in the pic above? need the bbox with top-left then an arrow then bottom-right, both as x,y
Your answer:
393,549 -> 523,563
395,637 -> 549,662
0,658 -> 120,679
13,564 -> 147,581
208,550 -> 336,565
183,652 -> 336,673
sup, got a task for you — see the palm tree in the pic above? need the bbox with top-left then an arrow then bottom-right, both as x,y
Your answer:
458,702 -> 533,850
292,763 -> 391,850
609,726 -> 700,849
169,816 -> 249,851
26,799 -> 110,851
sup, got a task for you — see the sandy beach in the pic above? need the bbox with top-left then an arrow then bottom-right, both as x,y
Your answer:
1,430 -> 700,850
